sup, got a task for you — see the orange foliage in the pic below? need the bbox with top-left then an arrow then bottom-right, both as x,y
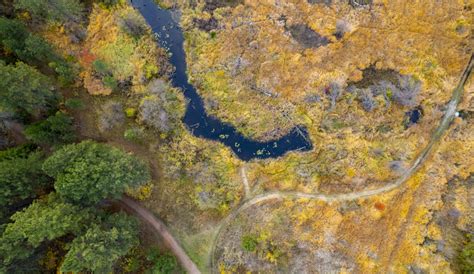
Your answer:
374,202 -> 385,211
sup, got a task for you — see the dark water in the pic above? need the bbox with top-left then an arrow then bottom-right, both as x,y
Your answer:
131,0 -> 312,161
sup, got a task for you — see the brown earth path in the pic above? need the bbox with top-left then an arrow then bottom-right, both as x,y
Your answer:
119,196 -> 201,274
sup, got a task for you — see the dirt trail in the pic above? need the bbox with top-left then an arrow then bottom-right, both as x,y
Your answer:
240,166 -> 250,198
120,54 -> 472,273
120,197 -> 201,274
210,54 -> 474,272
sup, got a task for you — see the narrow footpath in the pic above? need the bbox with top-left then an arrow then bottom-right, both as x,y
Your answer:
119,197 -> 201,274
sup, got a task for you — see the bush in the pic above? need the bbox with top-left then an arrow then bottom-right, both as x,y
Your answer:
49,61 -> 76,86
325,82 -> 342,111
358,88 -> 377,112
124,127 -> 143,142
125,107 -> 137,118
146,249 -> 177,274
118,12 -> 146,39
24,112 -> 75,146
288,24 -> 330,48
98,0 -> 122,9
241,234 -> 258,252
147,78 -> 169,95
92,59 -> 110,76
458,234 -> 474,273
98,101 -> 125,132
334,19 -> 350,39
139,97 -> 172,132
103,75 -> 118,90
64,98 -> 84,110
392,75 -> 421,107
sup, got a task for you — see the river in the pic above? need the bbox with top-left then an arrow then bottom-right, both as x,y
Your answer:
131,0 -> 313,161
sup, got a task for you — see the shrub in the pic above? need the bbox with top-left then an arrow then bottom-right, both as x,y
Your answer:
49,61 -> 76,86
146,249 -> 177,274
326,82 -> 342,111
125,107 -> 137,118
458,234 -> 474,273
334,19 -> 350,39
98,101 -> 125,132
241,234 -> 258,252
64,98 -> 84,110
103,75 -> 118,90
124,127 -> 143,142
358,88 -> 377,112
118,12 -> 146,39
288,24 -> 330,48
92,59 -> 110,76
24,111 -> 75,146
147,78 -> 169,95
392,75 -> 421,107
139,97 -> 172,132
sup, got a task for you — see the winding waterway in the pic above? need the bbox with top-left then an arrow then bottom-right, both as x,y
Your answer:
131,0 -> 313,161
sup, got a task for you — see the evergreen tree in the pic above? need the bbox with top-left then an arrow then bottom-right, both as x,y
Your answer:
0,61 -> 57,116
0,146 -> 48,207
43,141 -> 151,205
13,0 -> 83,24
0,194 -> 92,268
24,111 -> 75,146
0,17 -> 76,85
61,213 -> 139,273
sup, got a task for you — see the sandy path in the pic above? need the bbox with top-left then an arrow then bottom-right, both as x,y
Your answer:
120,197 -> 201,274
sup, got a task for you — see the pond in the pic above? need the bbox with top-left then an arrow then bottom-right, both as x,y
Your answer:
131,0 -> 313,161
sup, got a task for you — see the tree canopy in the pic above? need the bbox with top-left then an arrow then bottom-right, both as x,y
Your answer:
0,61 -> 57,116
0,194 -> 91,268
0,145 -> 48,207
24,111 -> 75,146
13,0 -> 84,24
0,17 -> 54,63
0,17 -> 76,85
43,140 -> 151,205
61,212 -> 139,273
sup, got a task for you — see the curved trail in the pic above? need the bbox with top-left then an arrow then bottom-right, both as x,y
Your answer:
119,197 -> 201,274
210,54 -> 474,272
119,55 -> 472,273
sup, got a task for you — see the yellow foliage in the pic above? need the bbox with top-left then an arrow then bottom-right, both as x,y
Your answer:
126,182 -> 154,201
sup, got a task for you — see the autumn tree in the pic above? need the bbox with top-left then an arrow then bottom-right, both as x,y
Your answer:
0,61 -> 57,116
61,213 -> 139,273
42,140 -> 151,205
